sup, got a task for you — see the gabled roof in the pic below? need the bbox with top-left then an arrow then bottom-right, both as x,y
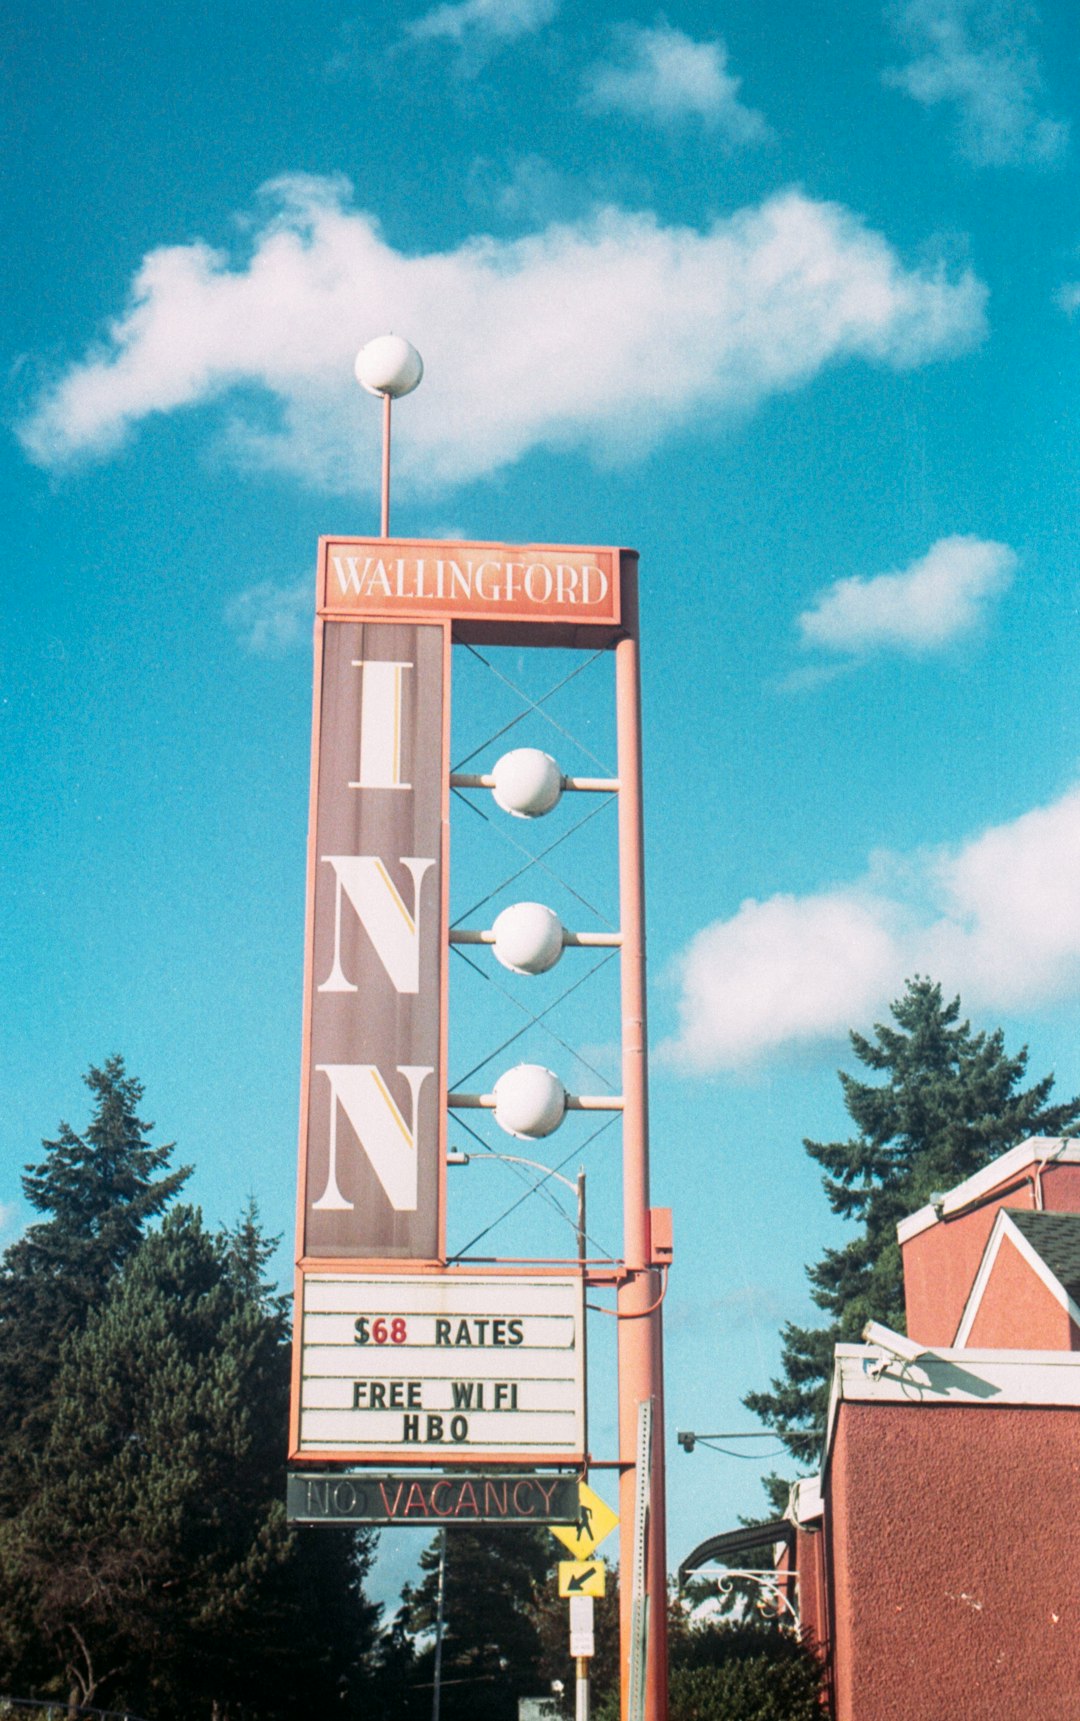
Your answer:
1004,1210 -> 1080,1305
954,1208 -> 1080,1345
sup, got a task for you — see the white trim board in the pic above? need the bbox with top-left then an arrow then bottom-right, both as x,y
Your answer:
896,1137 -> 1080,1245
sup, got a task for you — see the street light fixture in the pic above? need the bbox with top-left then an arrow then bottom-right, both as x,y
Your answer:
677,1430 -> 781,1455
354,332 -> 423,538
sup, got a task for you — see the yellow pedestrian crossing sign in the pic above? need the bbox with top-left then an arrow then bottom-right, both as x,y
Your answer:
559,1560 -> 606,1598
550,1481 -> 619,1559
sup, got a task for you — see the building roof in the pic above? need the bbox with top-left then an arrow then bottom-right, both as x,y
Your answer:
1002,1209 -> 1080,1305
896,1137 -> 1080,1244
823,1344 -> 1080,1473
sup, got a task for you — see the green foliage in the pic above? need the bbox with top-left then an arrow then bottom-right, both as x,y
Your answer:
377,1525 -> 554,1721
589,1614 -> 823,1721
0,1063 -> 379,1719
668,1653 -> 822,1721
0,1057 -> 191,1512
745,977 -> 1080,1470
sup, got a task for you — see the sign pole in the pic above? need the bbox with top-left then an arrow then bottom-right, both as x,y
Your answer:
380,390 -> 391,538
615,563 -> 668,1721
431,1525 -> 446,1721
576,1656 -> 591,1721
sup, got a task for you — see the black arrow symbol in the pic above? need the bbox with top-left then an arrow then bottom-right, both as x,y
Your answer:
567,1569 -> 594,1592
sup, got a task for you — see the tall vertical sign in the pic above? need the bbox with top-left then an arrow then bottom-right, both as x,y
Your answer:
290,536 -> 666,1719
298,618 -> 448,1261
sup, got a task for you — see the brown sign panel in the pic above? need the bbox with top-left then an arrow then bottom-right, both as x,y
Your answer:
318,538 -> 626,647
287,1471 -> 580,1526
299,620 -> 447,1261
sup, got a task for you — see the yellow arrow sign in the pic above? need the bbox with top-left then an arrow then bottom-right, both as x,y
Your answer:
550,1481 -> 619,1559
559,1559 -> 606,1598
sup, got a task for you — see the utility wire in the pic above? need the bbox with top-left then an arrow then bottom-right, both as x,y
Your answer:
448,1113 -> 619,1261
453,647 -> 611,775
449,943 -> 618,1091
451,789 -> 616,928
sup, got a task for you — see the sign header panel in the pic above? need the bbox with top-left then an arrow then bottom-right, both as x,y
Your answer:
295,1272 -> 586,1464
319,538 -> 622,634
288,1471 -> 580,1526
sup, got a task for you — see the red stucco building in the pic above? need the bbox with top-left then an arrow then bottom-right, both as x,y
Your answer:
786,1135 -> 1080,1718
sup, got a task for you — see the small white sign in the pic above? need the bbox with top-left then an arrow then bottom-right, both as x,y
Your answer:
298,1272 -> 585,1461
569,1593 -> 595,1658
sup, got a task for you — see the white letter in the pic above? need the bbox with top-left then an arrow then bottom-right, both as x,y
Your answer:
313,1064 -> 431,1211
582,565 -> 609,605
349,659 -> 412,789
319,856 -> 435,993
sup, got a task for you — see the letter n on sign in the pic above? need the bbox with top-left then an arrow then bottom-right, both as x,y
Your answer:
297,619 -> 448,1261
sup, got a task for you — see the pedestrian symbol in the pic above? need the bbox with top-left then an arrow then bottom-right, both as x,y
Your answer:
550,1481 -> 618,1559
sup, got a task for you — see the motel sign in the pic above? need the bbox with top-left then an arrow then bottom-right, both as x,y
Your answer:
288,530 -> 668,1721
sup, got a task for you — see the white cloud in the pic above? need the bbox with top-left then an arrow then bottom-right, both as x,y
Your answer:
406,0 -> 557,51
225,575 -> 311,656
797,535 -> 1015,655
18,175 -> 986,493
885,0 -> 1069,167
662,782 -> 1080,1071
583,21 -> 768,137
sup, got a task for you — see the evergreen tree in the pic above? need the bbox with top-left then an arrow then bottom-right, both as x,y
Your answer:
385,1525 -> 554,1721
0,1056 -> 191,1510
745,978 -> 1080,1470
0,1204 -> 378,1718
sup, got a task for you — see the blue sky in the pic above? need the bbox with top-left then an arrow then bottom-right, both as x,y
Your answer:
5,0 -> 1080,1606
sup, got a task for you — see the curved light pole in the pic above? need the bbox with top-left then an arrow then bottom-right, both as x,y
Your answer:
447,1149 -> 587,1265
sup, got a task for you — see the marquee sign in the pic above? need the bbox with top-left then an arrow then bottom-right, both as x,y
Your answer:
294,1273 -> 585,1464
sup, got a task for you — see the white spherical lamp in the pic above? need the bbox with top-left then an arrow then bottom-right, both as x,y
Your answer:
493,1064 -> 566,1140
492,903 -> 565,975
354,335 -> 424,399
491,749 -> 563,818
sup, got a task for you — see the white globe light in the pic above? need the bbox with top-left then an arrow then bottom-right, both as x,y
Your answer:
492,903 -> 565,975
491,748 -> 563,818
354,335 -> 424,399
493,1064 -> 566,1140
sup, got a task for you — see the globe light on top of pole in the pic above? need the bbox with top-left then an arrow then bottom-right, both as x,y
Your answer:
354,334 -> 423,538
491,748 -> 563,818
354,335 -> 424,398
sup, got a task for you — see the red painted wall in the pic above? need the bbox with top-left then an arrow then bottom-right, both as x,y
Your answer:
794,1524 -> 829,1674
966,1234 -> 1079,1349
902,1163 -> 1080,1346
826,1402 -> 1080,1721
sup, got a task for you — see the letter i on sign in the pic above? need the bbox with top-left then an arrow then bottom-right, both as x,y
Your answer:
350,660 -> 412,789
